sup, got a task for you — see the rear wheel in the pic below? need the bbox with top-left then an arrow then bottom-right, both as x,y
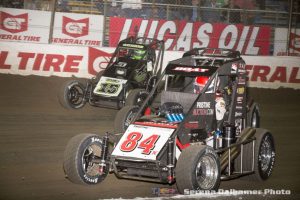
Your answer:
63,134 -> 109,185
235,129 -> 275,181
58,80 -> 86,109
114,106 -> 139,133
176,144 -> 220,194
125,89 -> 149,107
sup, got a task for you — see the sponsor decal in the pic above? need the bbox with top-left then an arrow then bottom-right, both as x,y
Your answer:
231,63 -> 237,73
0,8 -> 51,43
88,47 -> 111,75
235,112 -> 243,117
62,16 -> 89,38
274,28 -> 300,56
237,87 -> 245,94
193,108 -> 214,116
109,17 -> 271,55
52,12 -> 103,46
196,102 -> 211,109
173,67 -> 209,73
0,42 -> 299,89
237,97 -> 243,104
0,11 -> 28,33
184,121 -> 199,129
122,43 -> 144,49
246,65 -> 300,84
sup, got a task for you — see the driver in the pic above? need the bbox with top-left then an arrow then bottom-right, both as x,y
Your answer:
193,76 -> 209,94
132,49 -> 146,60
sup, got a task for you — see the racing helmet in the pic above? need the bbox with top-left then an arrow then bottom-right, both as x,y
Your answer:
132,49 -> 146,60
194,76 -> 209,93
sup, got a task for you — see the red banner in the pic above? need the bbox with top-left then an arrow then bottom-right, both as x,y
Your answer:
109,17 -> 271,55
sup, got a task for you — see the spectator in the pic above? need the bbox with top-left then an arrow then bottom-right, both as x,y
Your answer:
95,0 -> 104,13
58,0 -> 69,12
191,0 -> 200,22
222,0 -> 241,24
121,0 -> 143,18
233,0 -> 255,24
202,0 -> 221,23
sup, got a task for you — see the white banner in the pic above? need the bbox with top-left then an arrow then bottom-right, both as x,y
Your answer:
52,12 -> 104,47
274,28 -> 300,56
0,42 -> 299,89
0,8 -> 51,44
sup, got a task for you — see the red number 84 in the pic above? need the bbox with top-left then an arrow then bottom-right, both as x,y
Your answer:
120,132 -> 160,155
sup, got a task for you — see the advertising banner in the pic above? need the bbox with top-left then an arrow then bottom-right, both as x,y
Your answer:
0,8 -> 51,44
109,17 -> 271,55
52,12 -> 104,47
274,28 -> 300,56
0,42 -> 299,89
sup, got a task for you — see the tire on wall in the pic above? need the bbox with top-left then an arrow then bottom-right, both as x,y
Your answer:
58,80 -> 86,109
125,89 -> 149,107
63,134 -> 108,185
176,144 -> 221,194
235,128 -> 275,181
114,106 -> 139,133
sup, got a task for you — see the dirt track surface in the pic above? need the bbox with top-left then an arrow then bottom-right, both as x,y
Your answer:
0,74 -> 299,200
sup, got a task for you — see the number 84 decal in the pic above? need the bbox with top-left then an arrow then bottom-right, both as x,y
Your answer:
120,132 -> 160,155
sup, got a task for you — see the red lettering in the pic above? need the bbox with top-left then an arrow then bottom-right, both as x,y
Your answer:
0,51 -> 11,69
43,54 -> 64,72
251,65 -> 270,82
18,52 -> 35,70
33,54 -> 44,71
289,67 -> 300,83
269,66 -> 287,82
63,55 -> 83,73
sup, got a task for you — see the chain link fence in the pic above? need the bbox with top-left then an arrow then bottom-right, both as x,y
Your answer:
0,0 -> 299,55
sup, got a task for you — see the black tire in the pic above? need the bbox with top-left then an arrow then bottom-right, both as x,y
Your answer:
235,128 -> 275,181
247,102 -> 260,128
125,89 -> 149,107
63,134 -> 109,185
58,80 -> 86,109
114,106 -> 139,133
176,144 -> 221,194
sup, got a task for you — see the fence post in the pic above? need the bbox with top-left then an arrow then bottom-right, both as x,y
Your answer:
287,0 -> 294,55
48,0 -> 58,44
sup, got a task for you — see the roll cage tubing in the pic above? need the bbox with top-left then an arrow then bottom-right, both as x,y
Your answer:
130,54 -> 243,140
95,37 -> 165,80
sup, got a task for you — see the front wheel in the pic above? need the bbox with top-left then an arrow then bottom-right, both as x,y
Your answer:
63,134 -> 109,185
247,102 -> 260,128
235,129 -> 275,181
125,89 -> 149,107
114,106 -> 139,133
176,144 -> 221,194
58,80 -> 86,109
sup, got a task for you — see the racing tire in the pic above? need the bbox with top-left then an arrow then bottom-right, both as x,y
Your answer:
176,144 -> 221,194
58,80 -> 86,109
125,89 -> 149,107
247,102 -> 260,128
114,106 -> 139,133
235,128 -> 275,181
63,134 -> 109,185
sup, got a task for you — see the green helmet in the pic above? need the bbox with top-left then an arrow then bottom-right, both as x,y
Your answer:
132,50 -> 146,60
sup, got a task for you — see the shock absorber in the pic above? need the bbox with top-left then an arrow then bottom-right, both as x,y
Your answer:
167,138 -> 175,184
99,133 -> 109,175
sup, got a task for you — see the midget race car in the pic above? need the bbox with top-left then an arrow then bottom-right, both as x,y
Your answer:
63,48 -> 275,193
58,37 -> 164,109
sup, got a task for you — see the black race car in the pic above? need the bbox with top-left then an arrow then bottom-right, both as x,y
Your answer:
58,37 -> 165,109
63,48 -> 275,194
